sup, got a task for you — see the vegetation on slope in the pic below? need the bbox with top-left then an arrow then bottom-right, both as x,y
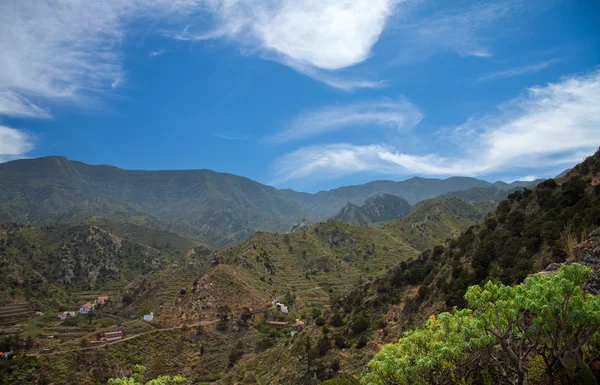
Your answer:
217,221 -> 420,301
364,264 -> 600,385
385,196 -> 488,251
282,149 -> 600,383
0,219 -> 204,312
0,156 -> 541,247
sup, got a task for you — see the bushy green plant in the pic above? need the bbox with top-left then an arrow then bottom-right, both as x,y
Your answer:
108,365 -> 187,385
363,264 -> 600,385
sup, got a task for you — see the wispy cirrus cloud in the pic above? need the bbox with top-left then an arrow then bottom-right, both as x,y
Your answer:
271,70 -> 600,184
0,1 -> 209,120
149,49 -> 168,58
0,0 -> 401,123
391,0 -> 539,62
265,98 -> 422,144
478,59 -> 562,81
0,125 -> 35,163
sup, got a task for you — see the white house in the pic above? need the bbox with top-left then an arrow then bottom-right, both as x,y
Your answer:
79,302 -> 95,314
143,312 -> 154,321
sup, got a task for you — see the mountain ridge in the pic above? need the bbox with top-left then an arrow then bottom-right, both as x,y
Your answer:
331,194 -> 412,225
0,156 -> 542,247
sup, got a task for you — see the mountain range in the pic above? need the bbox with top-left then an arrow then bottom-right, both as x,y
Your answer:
0,156 -> 540,247
0,149 -> 597,384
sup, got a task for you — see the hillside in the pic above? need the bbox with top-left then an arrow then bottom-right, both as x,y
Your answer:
0,156 -> 305,246
217,149 -> 600,385
315,148 -> 600,381
331,194 -> 412,225
385,196 -> 487,251
109,221 -> 421,326
0,219 -> 203,312
0,156 -> 540,247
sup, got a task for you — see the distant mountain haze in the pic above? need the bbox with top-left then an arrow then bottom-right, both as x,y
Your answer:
0,156 -> 541,247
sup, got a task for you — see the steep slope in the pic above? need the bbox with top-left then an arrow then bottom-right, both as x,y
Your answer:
331,194 -> 412,225
329,148 -> 600,366
385,197 -> 486,251
0,156 -> 306,246
0,156 -> 541,247
220,149 -> 600,385
0,220 -> 201,311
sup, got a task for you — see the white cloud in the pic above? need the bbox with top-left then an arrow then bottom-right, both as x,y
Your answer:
212,133 -> 248,140
0,0 -> 399,118
0,125 -> 35,163
172,0 -> 400,89
508,175 -> 540,183
392,0 -> 535,62
0,91 -> 51,119
180,0 -> 399,70
280,59 -> 385,91
149,49 -> 168,58
478,59 -> 561,81
0,0 -> 208,119
0,1 -> 126,118
271,143 -> 394,184
271,70 -> 600,184
265,98 -> 422,144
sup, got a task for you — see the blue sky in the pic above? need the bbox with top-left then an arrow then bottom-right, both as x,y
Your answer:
0,0 -> 599,192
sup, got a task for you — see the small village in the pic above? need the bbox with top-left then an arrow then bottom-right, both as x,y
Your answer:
53,296 -> 124,346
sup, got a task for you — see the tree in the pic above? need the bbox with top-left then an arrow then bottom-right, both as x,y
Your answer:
363,310 -> 488,385
284,291 -> 296,307
466,263 -> 600,384
363,264 -> 600,385
107,365 -> 187,385
304,336 -> 313,374
217,304 -> 231,321
240,307 -> 252,324
24,336 -> 34,351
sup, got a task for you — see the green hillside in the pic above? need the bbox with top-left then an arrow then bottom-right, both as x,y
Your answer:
385,196 -> 488,251
216,149 -> 600,385
331,194 -> 412,225
303,149 -> 600,383
0,219 -> 204,312
0,156 -> 540,248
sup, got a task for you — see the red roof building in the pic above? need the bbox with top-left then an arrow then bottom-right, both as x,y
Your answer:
103,331 -> 123,342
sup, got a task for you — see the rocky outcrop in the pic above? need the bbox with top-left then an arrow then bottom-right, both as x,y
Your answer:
575,228 -> 600,295
289,218 -> 312,232
331,194 -> 412,225
537,227 -> 600,295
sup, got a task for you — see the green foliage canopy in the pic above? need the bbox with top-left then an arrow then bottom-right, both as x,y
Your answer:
363,264 -> 600,385
107,365 -> 187,385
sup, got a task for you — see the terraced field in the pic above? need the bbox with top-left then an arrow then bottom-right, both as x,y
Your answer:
0,303 -> 35,327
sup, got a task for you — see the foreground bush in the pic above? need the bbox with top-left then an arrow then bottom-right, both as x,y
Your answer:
363,264 -> 600,385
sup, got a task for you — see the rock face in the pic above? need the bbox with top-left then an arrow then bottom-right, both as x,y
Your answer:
331,194 -> 412,225
575,228 -> 600,295
289,218 -> 311,232
537,227 -> 600,295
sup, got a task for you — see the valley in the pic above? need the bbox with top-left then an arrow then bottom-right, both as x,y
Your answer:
0,150 -> 598,385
